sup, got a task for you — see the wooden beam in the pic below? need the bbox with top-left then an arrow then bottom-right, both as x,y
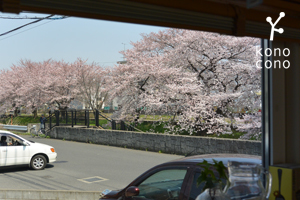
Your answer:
0,0 -> 20,13
128,0 -> 237,17
262,0 -> 300,13
20,5 -> 234,35
1,0 -> 299,42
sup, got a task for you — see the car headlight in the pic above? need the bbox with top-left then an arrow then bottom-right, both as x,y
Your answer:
99,189 -> 111,199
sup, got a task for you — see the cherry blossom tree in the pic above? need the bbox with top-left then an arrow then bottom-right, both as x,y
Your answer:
235,112 -> 262,140
0,29 -> 261,140
0,67 -> 25,116
14,59 -> 54,117
109,29 -> 261,138
0,58 -> 111,117
0,70 -> 12,114
0,59 -> 80,116
45,60 -> 79,110
73,58 -> 110,110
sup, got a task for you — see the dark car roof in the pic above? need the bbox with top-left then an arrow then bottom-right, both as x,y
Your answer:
165,153 -> 261,166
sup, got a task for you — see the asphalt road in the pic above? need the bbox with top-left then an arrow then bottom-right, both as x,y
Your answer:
0,135 -> 182,192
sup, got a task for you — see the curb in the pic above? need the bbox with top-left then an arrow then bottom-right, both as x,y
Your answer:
0,189 -> 99,200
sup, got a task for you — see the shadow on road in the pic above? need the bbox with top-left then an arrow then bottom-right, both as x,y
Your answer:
53,161 -> 68,164
0,164 -> 55,173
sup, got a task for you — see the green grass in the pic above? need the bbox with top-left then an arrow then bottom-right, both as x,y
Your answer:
135,121 -> 169,133
139,115 -> 172,121
2,116 -> 40,125
207,129 -> 245,139
0,118 -> 6,124
99,119 -> 108,126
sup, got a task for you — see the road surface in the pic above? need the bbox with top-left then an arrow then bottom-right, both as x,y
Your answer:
0,135 -> 182,192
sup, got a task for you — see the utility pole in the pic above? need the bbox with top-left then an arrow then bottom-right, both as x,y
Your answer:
117,43 -> 127,64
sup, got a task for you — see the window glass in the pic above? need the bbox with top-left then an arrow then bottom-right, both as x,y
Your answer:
136,169 -> 187,200
188,171 -> 227,200
188,172 -> 204,200
0,134 -> 23,146
7,135 -> 23,146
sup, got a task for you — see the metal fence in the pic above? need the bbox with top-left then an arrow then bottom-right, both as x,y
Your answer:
49,109 -> 139,132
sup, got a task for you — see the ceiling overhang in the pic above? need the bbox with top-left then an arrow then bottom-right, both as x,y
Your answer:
1,0 -> 300,42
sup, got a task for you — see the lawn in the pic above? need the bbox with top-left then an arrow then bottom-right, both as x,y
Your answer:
1,115 -> 40,125
207,129 -> 246,139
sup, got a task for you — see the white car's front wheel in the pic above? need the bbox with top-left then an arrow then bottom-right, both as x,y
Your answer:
31,155 -> 47,170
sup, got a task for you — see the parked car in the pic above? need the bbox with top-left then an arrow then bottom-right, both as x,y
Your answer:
0,130 -> 57,170
99,154 -> 261,200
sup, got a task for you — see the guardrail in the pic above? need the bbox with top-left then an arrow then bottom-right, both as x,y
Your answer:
3,125 -> 27,131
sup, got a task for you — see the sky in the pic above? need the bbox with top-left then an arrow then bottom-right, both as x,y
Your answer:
0,12 -> 166,70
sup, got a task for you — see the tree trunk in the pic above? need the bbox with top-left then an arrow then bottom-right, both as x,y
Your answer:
14,108 -> 18,117
32,109 -> 38,118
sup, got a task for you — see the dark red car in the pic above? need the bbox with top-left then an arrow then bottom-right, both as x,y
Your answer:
99,154 -> 261,200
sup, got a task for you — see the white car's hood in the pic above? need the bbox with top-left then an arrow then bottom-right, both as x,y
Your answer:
28,142 -> 56,154
31,142 -> 53,148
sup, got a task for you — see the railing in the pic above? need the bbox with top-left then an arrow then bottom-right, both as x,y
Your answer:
49,109 -> 142,132
3,125 -> 27,131
45,111 -> 57,134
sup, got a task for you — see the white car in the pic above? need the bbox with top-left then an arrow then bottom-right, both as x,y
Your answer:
0,130 -> 57,170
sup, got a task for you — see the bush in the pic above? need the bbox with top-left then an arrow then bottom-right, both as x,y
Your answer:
135,121 -> 168,133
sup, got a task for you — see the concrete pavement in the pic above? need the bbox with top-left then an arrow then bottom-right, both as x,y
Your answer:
0,189 -> 99,200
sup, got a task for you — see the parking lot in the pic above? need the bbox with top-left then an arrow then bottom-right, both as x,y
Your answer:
0,135 -> 182,192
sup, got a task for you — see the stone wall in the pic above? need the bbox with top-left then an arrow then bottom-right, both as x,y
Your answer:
49,127 -> 261,156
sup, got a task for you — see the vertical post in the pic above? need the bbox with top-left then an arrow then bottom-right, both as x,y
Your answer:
85,110 -> 87,125
66,110 -> 68,125
121,121 -> 125,130
56,110 -> 60,126
112,120 -> 116,130
96,110 -> 99,127
262,39 -> 272,171
87,110 -> 90,128
75,110 -> 77,125
71,111 -> 74,127
134,115 -> 139,127
285,42 -> 300,163
49,111 -> 52,129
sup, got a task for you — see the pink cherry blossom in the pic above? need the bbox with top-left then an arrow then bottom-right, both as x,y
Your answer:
109,29 -> 261,138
